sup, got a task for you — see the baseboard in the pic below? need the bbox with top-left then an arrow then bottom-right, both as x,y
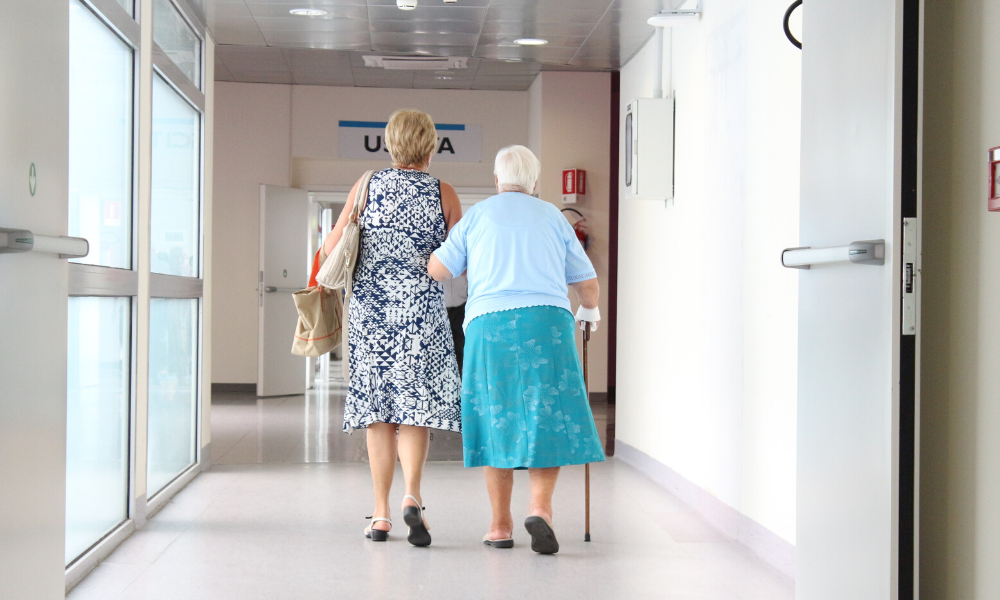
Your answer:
589,392 -> 608,404
65,519 -> 136,594
201,441 -> 212,470
615,440 -> 795,581
211,383 -> 255,393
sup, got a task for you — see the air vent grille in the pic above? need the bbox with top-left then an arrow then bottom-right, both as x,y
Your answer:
362,55 -> 469,70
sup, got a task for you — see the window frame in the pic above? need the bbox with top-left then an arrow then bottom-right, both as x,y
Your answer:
65,0 -> 209,586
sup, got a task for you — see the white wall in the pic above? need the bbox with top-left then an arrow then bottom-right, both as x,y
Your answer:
530,71 -> 612,394
615,0 -> 801,545
921,0 -> 1000,596
212,84 -> 530,383
212,83 -> 291,384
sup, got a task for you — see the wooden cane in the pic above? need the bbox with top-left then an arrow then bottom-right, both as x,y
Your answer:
583,324 -> 591,542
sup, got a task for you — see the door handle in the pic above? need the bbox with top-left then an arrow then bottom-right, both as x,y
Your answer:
0,227 -> 89,259
264,286 -> 299,293
782,240 -> 885,270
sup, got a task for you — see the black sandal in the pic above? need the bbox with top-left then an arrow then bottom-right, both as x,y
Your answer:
483,533 -> 514,549
402,495 -> 431,547
365,517 -> 391,542
524,515 -> 559,554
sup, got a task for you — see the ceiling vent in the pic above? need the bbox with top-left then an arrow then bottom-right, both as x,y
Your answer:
362,55 -> 469,70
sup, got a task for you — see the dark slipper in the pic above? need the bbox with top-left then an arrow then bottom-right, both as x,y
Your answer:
403,495 -> 431,547
483,534 -> 514,549
524,516 -> 559,554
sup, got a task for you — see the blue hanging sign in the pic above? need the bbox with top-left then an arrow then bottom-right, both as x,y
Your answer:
337,121 -> 482,163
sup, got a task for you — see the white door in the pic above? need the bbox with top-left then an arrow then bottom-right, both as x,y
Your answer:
0,1 -> 70,597
258,185 -> 310,397
796,0 -> 920,598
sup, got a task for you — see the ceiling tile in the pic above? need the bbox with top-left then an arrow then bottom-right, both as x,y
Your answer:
217,45 -> 289,71
371,32 -> 479,47
213,26 -> 268,46
478,21 -> 597,38
475,45 -> 577,62
484,7 -> 607,25
245,3 -> 369,18
252,16 -> 371,32
281,47 -> 354,70
477,33 -> 590,49
204,1 -> 253,28
369,43 -> 475,56
366,0 -> 490,6
370,19 -> 484,35
474,60 -> 541,76
262,30 -> 373,48
367,5 -> 487,22
489,0 -> 612,8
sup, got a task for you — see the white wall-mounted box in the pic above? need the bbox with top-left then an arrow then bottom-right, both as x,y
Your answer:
624,97 -> 675,200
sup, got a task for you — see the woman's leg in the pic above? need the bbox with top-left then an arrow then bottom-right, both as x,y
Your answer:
485,467 -> 515,539
366,422 -> 398,531
397,425 -> 430,517
528,467 -> 560,523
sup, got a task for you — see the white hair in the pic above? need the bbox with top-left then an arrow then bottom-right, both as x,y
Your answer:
494,145 -> 540,194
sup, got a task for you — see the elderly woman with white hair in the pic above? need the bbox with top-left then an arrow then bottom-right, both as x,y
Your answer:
428,145 -> 605,554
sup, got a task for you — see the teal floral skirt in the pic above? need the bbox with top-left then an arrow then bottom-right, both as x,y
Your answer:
461,305 -> 606,469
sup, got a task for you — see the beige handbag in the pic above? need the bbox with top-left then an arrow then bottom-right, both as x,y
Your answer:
315,170 -> 376,379
316,170 -> 376,292
290,283 -> 343,357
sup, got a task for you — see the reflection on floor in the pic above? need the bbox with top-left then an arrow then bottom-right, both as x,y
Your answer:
68,382 -> 793,600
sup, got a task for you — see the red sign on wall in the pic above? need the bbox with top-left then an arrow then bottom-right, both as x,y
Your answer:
562,169 -> 586,203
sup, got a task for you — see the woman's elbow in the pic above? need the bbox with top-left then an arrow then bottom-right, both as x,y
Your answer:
428,255 -> 452,282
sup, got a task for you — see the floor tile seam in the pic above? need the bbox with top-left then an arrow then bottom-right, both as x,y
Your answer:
103,560 -> 153,600
214,427 -> 261,465
124,468 -> 245,572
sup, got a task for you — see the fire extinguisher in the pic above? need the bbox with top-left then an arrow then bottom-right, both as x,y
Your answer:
561,208 -> 592,251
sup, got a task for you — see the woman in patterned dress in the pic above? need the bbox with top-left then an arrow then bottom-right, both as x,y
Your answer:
428,145 -> 605,554
321,109 -> 462,547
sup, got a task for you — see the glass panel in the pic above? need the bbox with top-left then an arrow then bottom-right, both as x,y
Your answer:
68,0 -> 134,270
152,0 -> 201,87
117,0 -> 134,17
151,75 -> 200,278
147,298 -> 198,496
66,297 -> 131,565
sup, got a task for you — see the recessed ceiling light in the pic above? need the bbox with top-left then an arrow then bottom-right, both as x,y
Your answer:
397,0 -> 418,9
435,76 -> 453,80
514,38 -> 548,46
289,8 -> 328,16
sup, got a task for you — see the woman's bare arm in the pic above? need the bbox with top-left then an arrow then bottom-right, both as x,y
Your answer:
322,177 -> 362,256
569,278 -> 600,309
428,255 -> 453,282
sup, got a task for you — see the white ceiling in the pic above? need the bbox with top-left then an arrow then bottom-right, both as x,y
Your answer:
186,0 -> 678,90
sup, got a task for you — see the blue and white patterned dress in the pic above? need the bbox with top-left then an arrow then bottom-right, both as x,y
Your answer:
344,168 -> 462,433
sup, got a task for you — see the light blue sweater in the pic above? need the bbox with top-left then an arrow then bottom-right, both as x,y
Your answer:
433,192 -> 597,330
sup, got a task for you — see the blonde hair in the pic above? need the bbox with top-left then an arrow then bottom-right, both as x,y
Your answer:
494,145 -> 540,194
385,109 -> 437,168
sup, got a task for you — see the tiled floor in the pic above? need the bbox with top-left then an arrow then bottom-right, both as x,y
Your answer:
68,382 -> 794,600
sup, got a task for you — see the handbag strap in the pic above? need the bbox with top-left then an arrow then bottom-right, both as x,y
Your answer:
350,170 -> 377,225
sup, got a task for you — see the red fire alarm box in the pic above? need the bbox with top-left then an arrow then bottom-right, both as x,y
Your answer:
562,169 -> 586,204
990,146 -> 1000,211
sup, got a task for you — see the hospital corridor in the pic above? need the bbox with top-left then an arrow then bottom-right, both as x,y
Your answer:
2,0 -> 999,599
